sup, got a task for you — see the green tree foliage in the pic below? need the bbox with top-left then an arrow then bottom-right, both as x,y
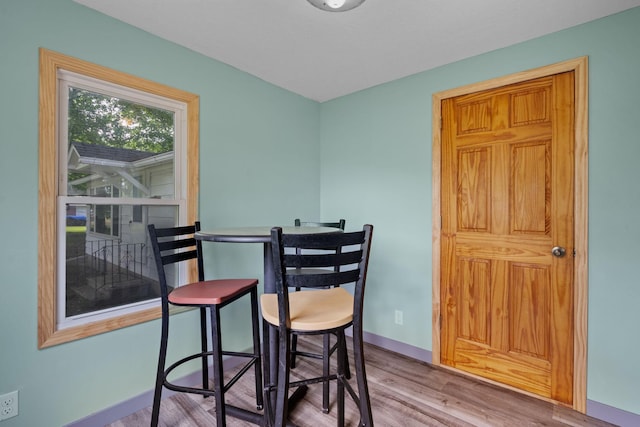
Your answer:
68,87 -> 174,153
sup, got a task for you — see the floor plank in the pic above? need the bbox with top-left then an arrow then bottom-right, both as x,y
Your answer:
107,336 -> 616,426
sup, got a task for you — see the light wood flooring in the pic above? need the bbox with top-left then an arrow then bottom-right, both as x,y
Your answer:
108,336 -> 615,427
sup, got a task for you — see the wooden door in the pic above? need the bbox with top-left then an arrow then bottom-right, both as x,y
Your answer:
440,72 -> 575,404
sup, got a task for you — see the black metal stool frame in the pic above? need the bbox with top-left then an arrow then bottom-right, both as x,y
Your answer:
148,222 -> 263,427
263,225 -> 374,427
291,218 -> 348,413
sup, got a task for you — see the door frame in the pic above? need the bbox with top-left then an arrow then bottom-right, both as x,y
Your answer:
431,56 -> 589,412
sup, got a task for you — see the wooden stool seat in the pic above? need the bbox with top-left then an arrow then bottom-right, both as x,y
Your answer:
261,287 -> 353,331
169,278 -> 258,305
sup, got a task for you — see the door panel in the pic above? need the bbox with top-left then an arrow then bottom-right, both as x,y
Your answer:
440,72 -> 575,404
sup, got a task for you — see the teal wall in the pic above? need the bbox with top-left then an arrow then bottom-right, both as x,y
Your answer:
320,6 -> 640,416
1,0 -> 639,425
0,1 -> 320,426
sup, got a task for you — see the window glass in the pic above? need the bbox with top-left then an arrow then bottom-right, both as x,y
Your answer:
65,203 -> 177,318
66,87 -> 175,199
57,71 -> 185,329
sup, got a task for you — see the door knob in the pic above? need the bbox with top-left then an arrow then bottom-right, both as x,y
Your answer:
551,246 -> 566,258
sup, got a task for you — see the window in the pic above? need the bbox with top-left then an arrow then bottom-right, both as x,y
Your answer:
38,49 -> 199,348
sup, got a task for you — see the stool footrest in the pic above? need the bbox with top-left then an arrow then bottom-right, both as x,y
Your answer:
290,350 -> 323,360
163,350 -> 260,396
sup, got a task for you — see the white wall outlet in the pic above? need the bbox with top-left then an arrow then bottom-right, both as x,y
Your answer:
394,309 -> 403,325
0,390 -> 18,421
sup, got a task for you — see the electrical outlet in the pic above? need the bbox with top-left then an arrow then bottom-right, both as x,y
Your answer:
0,390 -> 18,421
394,309 -> 403,325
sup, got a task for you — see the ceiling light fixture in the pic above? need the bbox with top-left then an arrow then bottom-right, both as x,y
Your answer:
307,0 -> 366,12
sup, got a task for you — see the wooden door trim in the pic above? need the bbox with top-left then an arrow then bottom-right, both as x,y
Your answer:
431,56 -> 588,412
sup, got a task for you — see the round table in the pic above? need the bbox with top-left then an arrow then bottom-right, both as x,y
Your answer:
196,226 -> 341,293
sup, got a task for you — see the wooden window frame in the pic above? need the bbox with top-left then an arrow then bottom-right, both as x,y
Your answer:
38,48 -> 199,348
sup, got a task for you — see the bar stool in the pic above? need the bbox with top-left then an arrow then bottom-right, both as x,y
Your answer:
291,218 -> 347,413
148,222 -> 263,427
261,224 -> 374,427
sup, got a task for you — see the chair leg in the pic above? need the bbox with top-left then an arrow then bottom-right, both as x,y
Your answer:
199,307 -> 209,391
336,330 -> 347,427
274,326 -> 291,427
250,289 -> 264,410
290,334 -> 299,369
340,332 -> 351,380
352,326 -> 373,427
151,305 -> 170,427
262,319 -> 273,427
322,333 -> 331,413
290,286 -> 301,369
262,320 -> 278,427
210,306 -> 226,427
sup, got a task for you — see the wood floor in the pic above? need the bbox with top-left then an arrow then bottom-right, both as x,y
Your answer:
108,336 -> 615,427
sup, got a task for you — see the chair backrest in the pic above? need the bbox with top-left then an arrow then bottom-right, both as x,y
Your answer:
293,219 -> 346,271
270,225 -> 373,329
294,218 -> 346,230
148,221 -> 204,300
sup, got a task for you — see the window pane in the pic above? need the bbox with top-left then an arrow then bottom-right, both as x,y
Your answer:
65,204 -> 178,318
62,86 -> 181,319
66,87 -> 175,199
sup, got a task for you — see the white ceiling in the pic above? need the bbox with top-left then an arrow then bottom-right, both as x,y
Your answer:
75,0 -> 640,102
